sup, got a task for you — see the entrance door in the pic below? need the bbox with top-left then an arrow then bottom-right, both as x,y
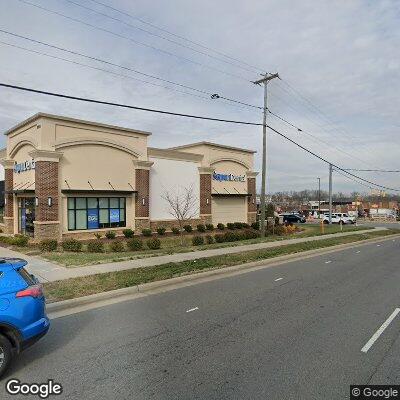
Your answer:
18,198 -> 35,236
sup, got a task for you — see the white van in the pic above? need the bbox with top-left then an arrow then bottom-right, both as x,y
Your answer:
322,213 -> 356,224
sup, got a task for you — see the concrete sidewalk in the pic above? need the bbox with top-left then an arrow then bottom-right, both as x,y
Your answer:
1,227 -> 384,283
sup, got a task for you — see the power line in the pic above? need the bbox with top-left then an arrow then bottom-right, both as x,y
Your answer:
63,0 -> 262,76
87,0 -> 265,74
342,169 -> 400,173
17,0 -> 251,82
0,29 -> 261,110
2,81 -> 399,193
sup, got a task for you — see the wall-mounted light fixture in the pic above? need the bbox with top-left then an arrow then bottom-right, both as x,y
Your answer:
142,198 -> 145,206
4,197 -> 6,205
35,197 -> 39,206
206,198 -> 209,205
47,197 -> 52,207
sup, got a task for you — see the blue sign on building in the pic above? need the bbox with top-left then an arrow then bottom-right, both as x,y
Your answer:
87,209 -> 99,229
109,209 -> 120,224
21,209 -> 26,230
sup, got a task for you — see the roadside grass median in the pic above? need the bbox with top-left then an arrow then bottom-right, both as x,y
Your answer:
43,228 -> 399,303
39,224 -> 369,267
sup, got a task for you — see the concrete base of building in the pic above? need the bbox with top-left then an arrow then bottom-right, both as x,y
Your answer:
135,218 -> 151,231
247,212 -> 257,224
34,221 -> 61,241
200,214 -> 212,224
149,218 -> 204,231
3,217 -> 14,235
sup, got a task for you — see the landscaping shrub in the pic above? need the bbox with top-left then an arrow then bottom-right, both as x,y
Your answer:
205,223 -> 214,231
0,236 -> 11,245
243,229 -> 260,240
183,225 -> 193,233
251,222 -> 260,230
61,239 -> 82,252
242,223 -> 250,229
39,239 -> 58,252
192,235 -> 205,246
205,235 -> 215,244
94,232 -> 102,239
215,234 -> 225,243
147,238 -> 161,250
196,224 -> 206,233
234,222 -> 243,229
122,229 -> 134,238
156,227 -> 166,235
105,231 -> 116,239
142,228 -> 152,237
217,223 -> 225,231
274,225 -> 285,235
87,240 -> 104,253
12,234 -> 29,247
109,240 -> 125,252
127,238 -> 143,251
171,227 -> 180,235
227,223 -> 235,230
224,231 -> 239,242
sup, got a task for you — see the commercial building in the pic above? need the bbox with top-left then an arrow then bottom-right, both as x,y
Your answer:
0,113 -> 258,240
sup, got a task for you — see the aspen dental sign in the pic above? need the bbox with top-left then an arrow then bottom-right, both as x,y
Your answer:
213,171 -> 245,182
14,159 -> 35,174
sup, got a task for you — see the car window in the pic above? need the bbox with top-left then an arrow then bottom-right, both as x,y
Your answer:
18,267 -> 36,285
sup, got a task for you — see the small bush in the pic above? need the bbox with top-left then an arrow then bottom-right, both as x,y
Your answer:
251,222 -> 260,230
12,234 -> 29,247
192,235 -> 204,246
109,240 -> 125,252
243,229 -> 260,240
87,240 -> 104,253
196,224 -> 206,233
217,223 -> 225,231
105,231 -> 116,239
205,223 -> 214,231
274,225 -> 285,235
227,223 -> 235,230
183,225 -> 193,233
156,227 -> 166,235
94,232 -> 102,239
234,222 -> 243,229
224,231 -> 239,242
122,229 -> 134,238
215,234 -> 225,243
171,227 -> 180,235
61,239 -> 82,252
39,239 -> 58,252
142,228 -> 152,237
127,238 -> 143,251
147,238 -> 161,250
205,235 -> 215,244
242,223 -> 250,229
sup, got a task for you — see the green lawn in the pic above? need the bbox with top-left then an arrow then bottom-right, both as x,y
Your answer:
39,224 -> 370,267
43,228 -> 399,303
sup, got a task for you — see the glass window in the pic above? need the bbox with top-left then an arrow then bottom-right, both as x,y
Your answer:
110,198 -> 119,208
88,198 -> 98,208
68,210 -> 75,230
99,209 -> 109,224
76,210 -> 87,230
68,198 -> 75,210
99,198 -> 108,208
76,198 -> 86,209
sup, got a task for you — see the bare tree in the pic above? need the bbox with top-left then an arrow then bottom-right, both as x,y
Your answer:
162,185 -> 199,244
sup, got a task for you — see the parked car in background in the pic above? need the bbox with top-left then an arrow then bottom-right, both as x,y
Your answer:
281,213 -> 306,223
0,258 -> 50,378
322,213 -> 356,224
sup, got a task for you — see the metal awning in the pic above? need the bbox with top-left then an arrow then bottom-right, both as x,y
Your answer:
6,189 -> 35,194
211,193 -> 251,197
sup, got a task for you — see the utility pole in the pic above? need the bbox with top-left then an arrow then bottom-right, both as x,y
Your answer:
317,177 -> 321,217
254,72 -> 279,237
328,164 -> 333,224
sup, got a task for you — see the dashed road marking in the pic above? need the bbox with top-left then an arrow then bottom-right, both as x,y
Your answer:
356,251 -> 361,254
274,278 -> 283,282
186,307 -> 199,313
325,260 -> 332,264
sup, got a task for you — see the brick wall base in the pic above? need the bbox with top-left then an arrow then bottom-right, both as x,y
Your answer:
200,214 -> 212,224
61,228 -> 130,241
247,212 -> 257,223
3,217 -> 14,234
150,218 -> 203,232
135,218 -> 150,231
34,222 -> 61,241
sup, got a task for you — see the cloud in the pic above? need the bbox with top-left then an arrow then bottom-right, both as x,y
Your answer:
0,0 -> 399,193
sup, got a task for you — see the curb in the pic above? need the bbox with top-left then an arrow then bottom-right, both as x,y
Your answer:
46,233 -> 400,318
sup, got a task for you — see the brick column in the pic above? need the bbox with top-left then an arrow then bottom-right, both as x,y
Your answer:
247,171 -> 258,223
1,160 -> 15,234
198,167 -> 213,224
133,160 -> 153,231
30,150 -> 62,241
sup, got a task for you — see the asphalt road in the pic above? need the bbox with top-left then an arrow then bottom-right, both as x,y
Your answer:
2,237 -> 400,399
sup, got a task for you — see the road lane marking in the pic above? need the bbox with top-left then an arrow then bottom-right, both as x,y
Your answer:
186,307 -> 199,313
356,251 -> 361,254
376,244 -> 381,247
274,278 -> 283,281
325,260 -> 332,264
361,308 -> 400,353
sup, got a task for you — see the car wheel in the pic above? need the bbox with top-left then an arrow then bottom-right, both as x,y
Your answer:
323,220 -> 329,224
0,334 -> 12,378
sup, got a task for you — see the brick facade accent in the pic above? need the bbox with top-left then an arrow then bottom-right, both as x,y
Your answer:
135,169 -> 150,218
149,218 -> 203,232
33,222 -> 60,242
200,174 -> 212,215
35,161 -> 59,222
135,218 -> 150,231
247,178 -> 256,213
4,168 -> 13,219
247,212 -> 257,223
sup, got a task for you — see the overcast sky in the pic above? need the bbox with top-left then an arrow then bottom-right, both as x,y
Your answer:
0,0 -> 399,195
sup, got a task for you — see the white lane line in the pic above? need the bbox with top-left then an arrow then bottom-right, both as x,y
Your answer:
376,244 -> 381,247
186,307 -> 199,313
325,260 -> 332,264
274,278 -> 283,281
356,250 -> 361,254
361,308 -> 400,353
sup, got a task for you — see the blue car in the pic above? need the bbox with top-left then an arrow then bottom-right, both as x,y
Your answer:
0,258 -> 50,377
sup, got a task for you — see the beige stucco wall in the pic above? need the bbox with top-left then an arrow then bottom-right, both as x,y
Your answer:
11,143 -> 36,189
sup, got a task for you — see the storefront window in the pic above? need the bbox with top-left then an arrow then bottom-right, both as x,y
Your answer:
67,197 -> 126,231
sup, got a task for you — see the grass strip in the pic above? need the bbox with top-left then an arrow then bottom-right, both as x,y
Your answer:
44,229 -> 398,303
